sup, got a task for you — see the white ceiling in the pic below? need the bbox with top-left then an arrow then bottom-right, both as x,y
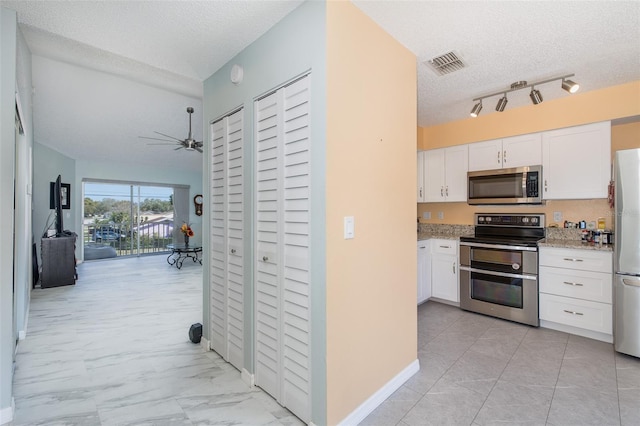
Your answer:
2,0 -> 639,172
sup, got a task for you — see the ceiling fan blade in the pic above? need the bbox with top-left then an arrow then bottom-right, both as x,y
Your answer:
174,146 -> 184,151
195,147 -> 203,153
139,136 -> 177,143
147,142 -> 180,146
154,131 -> 183,142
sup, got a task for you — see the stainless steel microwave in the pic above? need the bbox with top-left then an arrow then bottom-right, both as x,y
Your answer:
467,165 -> 543,205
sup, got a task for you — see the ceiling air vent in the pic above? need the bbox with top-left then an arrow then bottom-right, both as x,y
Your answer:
425,51 -> 465,76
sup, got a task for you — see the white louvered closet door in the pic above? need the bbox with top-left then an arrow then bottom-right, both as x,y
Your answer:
254,75 -> 311,423
209,108 -> 244,371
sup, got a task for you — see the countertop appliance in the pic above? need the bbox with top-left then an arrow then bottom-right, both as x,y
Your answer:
467,165 -> 542,205
459,213 -> 545,326
614,148 -> 640,358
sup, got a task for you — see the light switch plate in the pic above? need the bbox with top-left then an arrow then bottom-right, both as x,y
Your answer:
423,212 -> 431,219
553,211 -> 562,222
438,211 -> 444,220
344,216 -> 354,239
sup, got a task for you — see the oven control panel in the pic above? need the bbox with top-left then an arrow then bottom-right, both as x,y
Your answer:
475,214 -> 545,228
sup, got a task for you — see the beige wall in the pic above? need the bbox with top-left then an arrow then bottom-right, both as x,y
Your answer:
418,80 -> 640,149
417,83 -> 640,228
326,1 -> 417,424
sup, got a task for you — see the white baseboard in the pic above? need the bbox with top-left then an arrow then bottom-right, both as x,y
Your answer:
0,398 -> 15,424
241,368 -> 255,387
540,319 -> 613,343
200,337 -> 211,351
337,359 -> 420,426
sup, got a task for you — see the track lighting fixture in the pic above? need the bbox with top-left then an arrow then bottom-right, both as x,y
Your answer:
470,101 -> 482,118
562,78 -> 580,94
470,74 -> 578,117
530,87 -> 543,105
496,94 -> 508,112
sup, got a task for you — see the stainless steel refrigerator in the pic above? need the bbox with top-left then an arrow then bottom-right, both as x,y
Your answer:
614,148 -> 640,358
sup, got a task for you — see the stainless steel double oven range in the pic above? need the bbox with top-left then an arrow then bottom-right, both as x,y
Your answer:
459,214 -> 545,327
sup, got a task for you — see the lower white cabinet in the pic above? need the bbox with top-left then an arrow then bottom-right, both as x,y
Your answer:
539,247 -> 613,342
430,239 -> 458,304
417,240 -> 431,304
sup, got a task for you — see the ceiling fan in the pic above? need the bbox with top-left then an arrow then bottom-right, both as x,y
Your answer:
139,107 -> 203,153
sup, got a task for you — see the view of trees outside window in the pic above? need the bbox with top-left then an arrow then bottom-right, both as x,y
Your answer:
83,182 -> 175,258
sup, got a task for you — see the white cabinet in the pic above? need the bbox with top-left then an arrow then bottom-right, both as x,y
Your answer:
430,239 -> 458,304
468,133 -> 542,171
417,151 -> 426,202
542,121 -> 611,200
424,145 -> 468,202
539,247 -> 613,342
417,240 -> 431,304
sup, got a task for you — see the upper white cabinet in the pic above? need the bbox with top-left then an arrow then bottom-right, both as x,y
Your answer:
424,145 -> 469,202
468,133 -> 542,172
542,121 -> 611,200
417,151 -> 426,202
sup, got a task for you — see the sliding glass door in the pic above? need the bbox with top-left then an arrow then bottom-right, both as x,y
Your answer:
83,181 -> 177,258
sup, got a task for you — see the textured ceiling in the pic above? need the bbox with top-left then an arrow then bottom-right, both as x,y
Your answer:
2,0 -> 639,172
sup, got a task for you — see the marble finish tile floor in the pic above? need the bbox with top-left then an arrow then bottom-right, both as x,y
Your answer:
10,255 -> 302,426
361,301 -> 640,426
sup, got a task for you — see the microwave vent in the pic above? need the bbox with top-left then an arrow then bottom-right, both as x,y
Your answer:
425,51 -> 466,76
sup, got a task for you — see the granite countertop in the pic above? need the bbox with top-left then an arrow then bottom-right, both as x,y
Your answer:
538,239 -> 613,252
417,224 -> 473,241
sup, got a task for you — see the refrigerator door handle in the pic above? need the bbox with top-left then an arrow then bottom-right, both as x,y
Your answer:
622,278 -> 640,287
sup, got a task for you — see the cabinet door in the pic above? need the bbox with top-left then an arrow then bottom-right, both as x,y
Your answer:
468,139 -> 502,171
502,133 -> 542,168
542,122 -> 611,200
417,151 -> 426,202
424,148 -> 445,202
444,145 -> 469,202
417,241 -> 431,304
431,250 -> 458,303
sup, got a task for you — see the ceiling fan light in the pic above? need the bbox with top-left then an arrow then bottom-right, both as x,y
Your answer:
495,95 -> 508,112
562,79 -> 579,94
470,101 -> 482,118
530,88 -> 543,105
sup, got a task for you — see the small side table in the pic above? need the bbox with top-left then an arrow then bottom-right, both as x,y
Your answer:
166,244 -> 203,269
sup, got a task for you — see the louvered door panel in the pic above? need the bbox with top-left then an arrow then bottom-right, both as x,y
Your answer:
255,91 -> 281,399
225,109 -> 244,370
254,75 -> 311,423
281,77 -> 311,421
209,118 -> 227,357
209,108 -> 244,372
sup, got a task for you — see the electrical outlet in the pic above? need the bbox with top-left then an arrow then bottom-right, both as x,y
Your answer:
438,211 -> 444,220
423,212 -> 431,220
553,211 -> 563,222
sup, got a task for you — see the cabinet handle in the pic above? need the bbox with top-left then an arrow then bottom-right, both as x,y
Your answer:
441,187 -> 444,197
497,150 -> 500,164
544,179 -> 548,192
230,248 -> 236,254
445,186 -> 449,196
503,150 -> 507,163
563,258 -> 584,262
563,309 -> 584,316
419,188 -> 422,198
563,281 -> 583,287
419,246 -> 426,249
453,262 -> 456,274
262,256 -> 269,262
439,245 -> 451,249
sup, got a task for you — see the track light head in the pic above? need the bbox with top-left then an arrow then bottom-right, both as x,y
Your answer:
470,101 -> 482,118
530,88 -> 543,105
562,79 -> 579,94
495,95 -> 508,112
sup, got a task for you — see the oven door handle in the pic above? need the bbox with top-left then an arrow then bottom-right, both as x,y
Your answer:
460,265 -> 538,281
459,241 -> 538,252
